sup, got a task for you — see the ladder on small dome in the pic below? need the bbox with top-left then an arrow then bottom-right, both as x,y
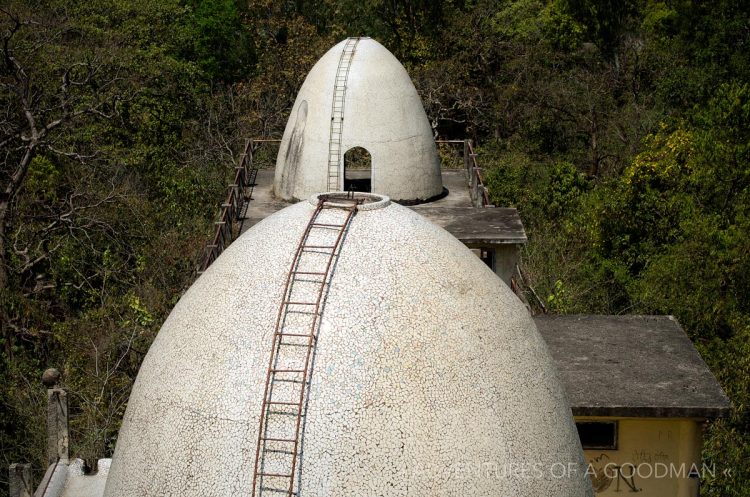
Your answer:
252,195 -> 360,497
327,37 -> 361,192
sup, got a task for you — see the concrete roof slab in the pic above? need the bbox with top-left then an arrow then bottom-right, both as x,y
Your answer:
535,315 -> 731,418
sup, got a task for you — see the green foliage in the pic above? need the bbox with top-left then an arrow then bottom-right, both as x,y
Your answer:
483,146 -> 545,210
546,279 -> 572,312
594,86 -> 750,495
641,2 -> 678,36
602,83 -> 750,316
490,0 -> 584,51
1,1 -> 750,495
700,326 -> 750,493
25,156 -> 61,202
0,0 -> 243,485
559,0 -> 640,53
475,4 -> 750,494
564,83 -> 750,496
539,2 -> 585,52
182,0 -> 255,82
484,144 -> 588,225
490,0 -> 547,43
316,0 -> 447,62
546,161 -> 590,218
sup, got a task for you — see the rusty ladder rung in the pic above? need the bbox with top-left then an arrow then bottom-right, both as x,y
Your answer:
276,332 -> 315,338
311,223 -> 345,228
260,488 -> 298,495
276,341 -> 315,348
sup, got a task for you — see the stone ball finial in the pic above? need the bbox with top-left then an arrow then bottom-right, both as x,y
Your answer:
42,368 -> 61,387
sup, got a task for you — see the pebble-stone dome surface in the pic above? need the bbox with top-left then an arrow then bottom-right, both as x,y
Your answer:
274,38 -> 443,202
104,197 -> 593,497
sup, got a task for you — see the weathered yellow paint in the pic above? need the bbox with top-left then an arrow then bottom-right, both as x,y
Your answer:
576,416 -> 704,497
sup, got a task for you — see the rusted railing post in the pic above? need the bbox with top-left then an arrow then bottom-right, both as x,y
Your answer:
8,463 -> 32,497
244,138 -> 254,202
245,138 -> 252,176
463,139 -> 471,178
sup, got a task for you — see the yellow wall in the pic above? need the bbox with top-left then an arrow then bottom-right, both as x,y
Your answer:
576,417 -> 703,497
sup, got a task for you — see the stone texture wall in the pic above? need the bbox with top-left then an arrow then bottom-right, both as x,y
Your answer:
104,198 -> 592,497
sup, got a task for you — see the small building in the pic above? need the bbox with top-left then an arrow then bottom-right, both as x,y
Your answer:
536,315 -> 731,497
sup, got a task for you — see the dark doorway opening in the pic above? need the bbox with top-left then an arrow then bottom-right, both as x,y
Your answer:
343,147 -> 371,192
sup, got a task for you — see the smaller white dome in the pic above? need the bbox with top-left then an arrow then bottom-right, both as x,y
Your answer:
274,38 -> 443,202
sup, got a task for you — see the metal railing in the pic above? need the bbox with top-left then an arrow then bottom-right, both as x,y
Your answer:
197,138 -> 280,273
436,139 -> 492,208
198,137 -> 490,273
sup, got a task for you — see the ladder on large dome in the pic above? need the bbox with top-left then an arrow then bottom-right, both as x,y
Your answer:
252,195 -> 360,497
327,37 -> 361,192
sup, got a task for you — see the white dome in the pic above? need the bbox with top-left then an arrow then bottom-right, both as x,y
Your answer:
104,195 -> 592,496
274,38 -> 443,202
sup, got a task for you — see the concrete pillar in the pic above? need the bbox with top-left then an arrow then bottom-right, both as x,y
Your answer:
8,463 -> 32,497
494,245 -> 520,287
46,388 -> 69,465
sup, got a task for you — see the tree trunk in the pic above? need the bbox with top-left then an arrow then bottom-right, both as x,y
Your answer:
0,209 -> 11,360
0,141 -> 36,360
589,126 -> 600,177
0,206 -> 7,291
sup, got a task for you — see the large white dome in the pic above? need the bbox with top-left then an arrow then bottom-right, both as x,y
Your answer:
104,195 -> 592,496
274,38 -> 443,202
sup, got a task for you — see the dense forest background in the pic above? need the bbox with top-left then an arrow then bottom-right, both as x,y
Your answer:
1,0 -> 748,495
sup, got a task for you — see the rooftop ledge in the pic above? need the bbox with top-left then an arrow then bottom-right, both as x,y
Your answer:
242,169 -> 527,247
535,314 -> 732,419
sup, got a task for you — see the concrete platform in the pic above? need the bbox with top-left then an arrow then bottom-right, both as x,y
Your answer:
240,168 -> 526,247
240,169 -> 289,230
536,315 -> 731,418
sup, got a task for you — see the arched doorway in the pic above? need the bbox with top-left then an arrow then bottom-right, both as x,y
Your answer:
343,147 -> 371,192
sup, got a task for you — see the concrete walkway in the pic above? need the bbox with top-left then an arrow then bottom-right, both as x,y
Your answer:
239,167 -> 525,246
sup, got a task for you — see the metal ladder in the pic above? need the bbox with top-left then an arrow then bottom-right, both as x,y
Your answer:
252,196 -> 360,497
327,38 -> 361,192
